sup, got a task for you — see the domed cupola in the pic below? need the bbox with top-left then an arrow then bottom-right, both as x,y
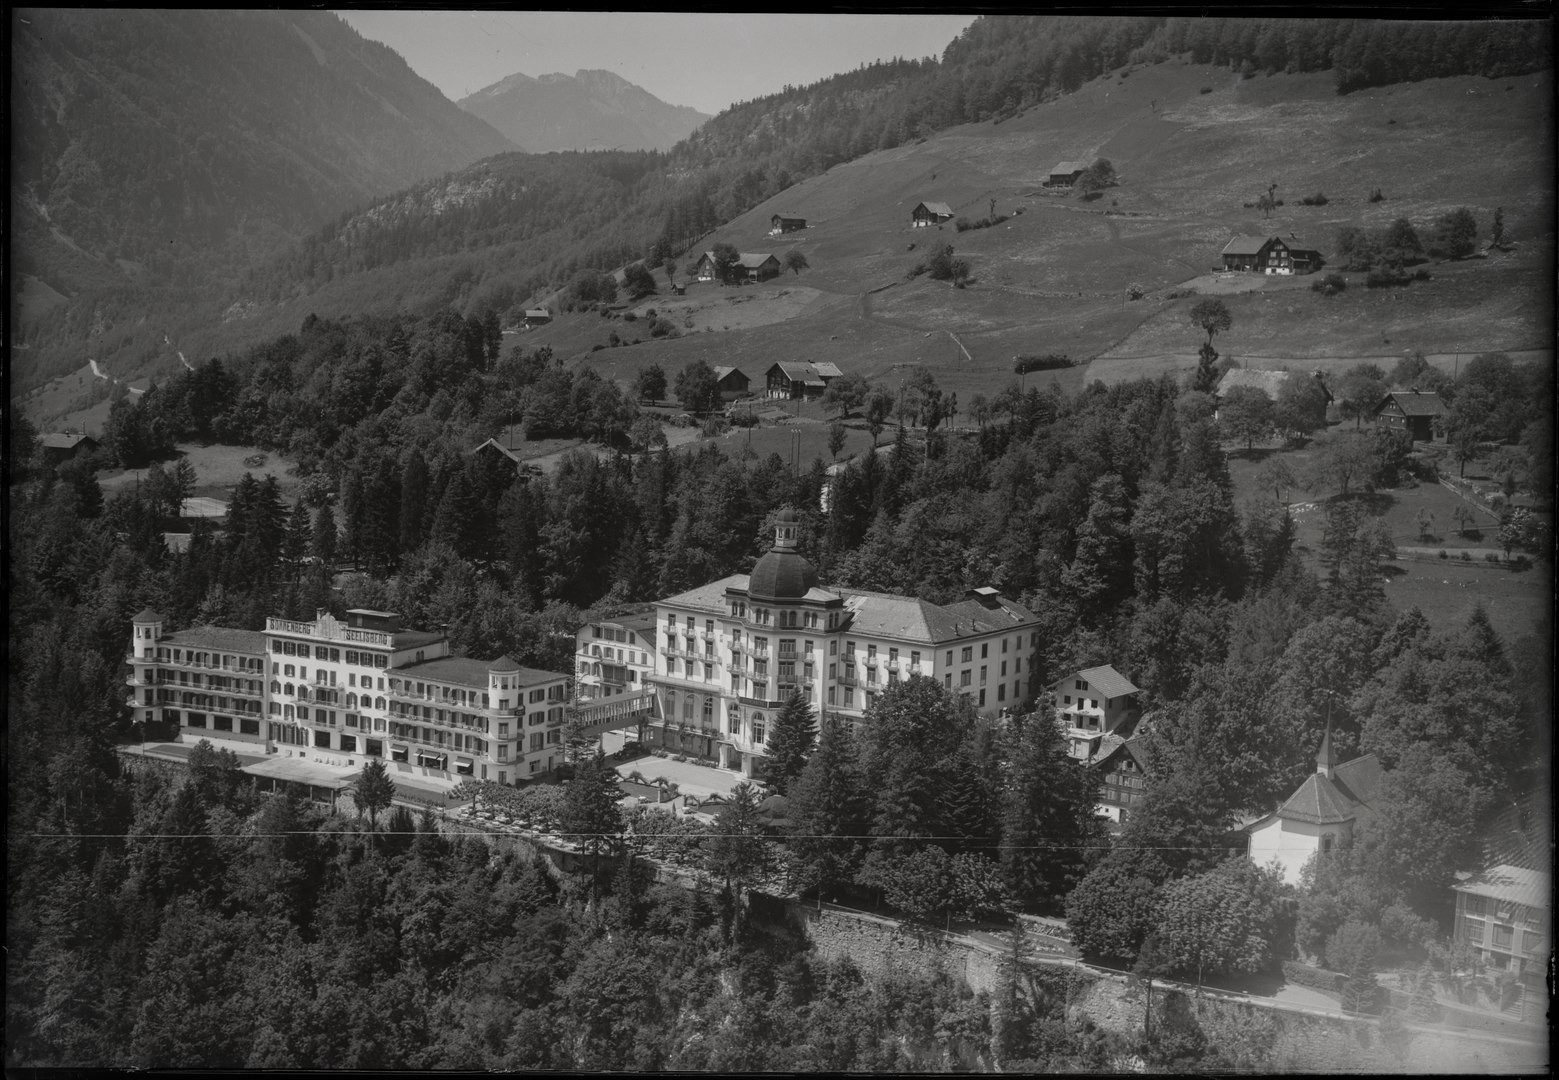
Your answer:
748,508 -> 818,602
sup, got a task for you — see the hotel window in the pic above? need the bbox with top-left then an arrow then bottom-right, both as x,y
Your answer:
704,662 -> 715,680
730,711 -> 741,735
961,647 -> 973,663
314,730 -> 330,748
980,666 -> 987,685
702,697 -> 714,724
1000,662 -> 1007,677
843,688 -> 854,707
530,733 -> 544,752
960,671 -> 972,687
340,734 -> 356,753
944,674 -> 952,689
981,644 -> 988,659
753,717 -> 766,744
1493,924 -> 1514,949
827,688 -> 836,705
1076,680 -> 1085,690
978,690 -> 986,707
998,685 -> 1006,701
684,696 -> 694,722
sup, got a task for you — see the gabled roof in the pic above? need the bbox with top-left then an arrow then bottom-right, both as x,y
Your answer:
472,438 -> 525,464
1076,664 -> 1140,699
523,308 -> 550,319
1217,368 -> 1291,399
737,252 -> 779,268
1049,161 -> 1087,175
1223,235 -> 1274,256
915,201 -> 954,217
1275,753 -> 1382,825
1453,864 -> 1550,911
41,432 -> 97,449
713,366 -> 748,384
1091,732 -> 1146,769
133,608 -> 165,624
1375,390 -> 1447,418
769,361 -> 838,385
771,213 -> 805,222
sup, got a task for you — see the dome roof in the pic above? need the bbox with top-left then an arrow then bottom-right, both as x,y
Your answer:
748,549 -> 818,602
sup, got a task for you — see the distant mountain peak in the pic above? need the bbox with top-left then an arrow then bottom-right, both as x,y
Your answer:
459,67 -> 709,153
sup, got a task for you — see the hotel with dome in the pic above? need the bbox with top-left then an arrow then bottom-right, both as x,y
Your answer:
643,508 -> 1041,777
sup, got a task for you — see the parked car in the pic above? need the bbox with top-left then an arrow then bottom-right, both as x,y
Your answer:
614,739 -> 644,761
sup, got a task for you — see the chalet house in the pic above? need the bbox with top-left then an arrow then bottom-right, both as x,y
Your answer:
770,214 -> 806,235
766,361 -> 842,400
693,251 -> 781,283
1046,161 -> 1087,187
736,253 -> 782,283
713,366 -> 751,400
1090,733 -> 1149,825
40,431 -> 99,465
522,308 -> 552,327
1373,389 -> 1446,442
1246,727 -> 1382,885
1221,235 -> 1321,275
1453,865 -> 1550,994
1053,665 -> 1141,762
911,201 -> 955,228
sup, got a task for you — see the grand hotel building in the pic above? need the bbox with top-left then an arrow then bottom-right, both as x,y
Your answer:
128,607 -> 568,785
640,509 -> 1041,777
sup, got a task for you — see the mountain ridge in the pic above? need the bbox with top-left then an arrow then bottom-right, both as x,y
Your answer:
458,67 -> 710,153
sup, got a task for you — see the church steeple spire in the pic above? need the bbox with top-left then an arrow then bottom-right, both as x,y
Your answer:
1316,719 -> 1337,780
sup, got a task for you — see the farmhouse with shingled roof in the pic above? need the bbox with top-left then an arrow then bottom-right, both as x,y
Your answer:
1373,389 -> 1447,442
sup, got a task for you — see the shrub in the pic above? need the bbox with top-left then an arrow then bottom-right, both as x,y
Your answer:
243,453 -> 268,468
1200,85 -> 1213,94
1311,272 -> 1348,295
622,311 -> 637,322
1369,188 -> 1385,202
1080,191 -> 1102,202
591,343 -> 605,352
1283,960 -> 1346,996
1485,552 -> 1500,563
1439,549 -> 1449,559
1460,550 -> 1473,562
1299,192 -> 1329,206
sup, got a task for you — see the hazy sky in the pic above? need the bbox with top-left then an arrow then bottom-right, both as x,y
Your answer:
334,11 -> 979,115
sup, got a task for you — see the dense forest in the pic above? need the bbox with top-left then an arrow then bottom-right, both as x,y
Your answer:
8,298 -> 1551,1066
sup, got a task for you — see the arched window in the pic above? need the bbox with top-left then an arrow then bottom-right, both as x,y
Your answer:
346,693 -> 358,709
683,694 -> 694,721
375,697 -> 386,711
753,713 -> 767,744
271,680 -> 281,694
702,697 -> 714,724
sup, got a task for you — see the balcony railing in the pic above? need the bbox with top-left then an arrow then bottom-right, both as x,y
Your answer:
737,695 -> 789,710
839,673 -> 857,688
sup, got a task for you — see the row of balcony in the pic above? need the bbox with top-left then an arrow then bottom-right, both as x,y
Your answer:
129,652 -> 266,675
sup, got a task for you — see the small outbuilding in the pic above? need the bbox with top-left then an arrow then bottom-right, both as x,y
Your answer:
1046,161 -> 1087,187
911,201 -> 955,228
713,366 -> 751,400
522,308 -> 552,327
770,214 -> 806,235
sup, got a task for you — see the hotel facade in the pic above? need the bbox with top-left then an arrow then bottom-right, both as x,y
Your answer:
128,607 -> 568,785
642,509 -> 1041,777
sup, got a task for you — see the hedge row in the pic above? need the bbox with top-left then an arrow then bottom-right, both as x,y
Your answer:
1282,960 -> 1346,996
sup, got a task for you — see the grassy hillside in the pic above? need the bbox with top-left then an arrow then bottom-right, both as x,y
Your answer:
556,63 -> 1552,400
28,60 -> 1554,432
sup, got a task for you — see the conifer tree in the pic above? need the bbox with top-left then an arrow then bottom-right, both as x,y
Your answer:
1000,713 -> 1101,908
761,691 -> 817,796
786,715 -> 869,896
